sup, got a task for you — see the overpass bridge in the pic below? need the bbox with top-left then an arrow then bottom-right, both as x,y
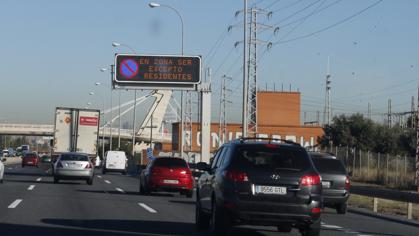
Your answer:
0,90 -> 177,143
0,123 -> 171,143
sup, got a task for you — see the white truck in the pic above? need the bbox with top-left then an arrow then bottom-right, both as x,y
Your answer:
52,107 -> 100,161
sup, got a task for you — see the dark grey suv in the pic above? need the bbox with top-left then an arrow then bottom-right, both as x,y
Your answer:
309,152 -> 350,214
195,138 -> 322,236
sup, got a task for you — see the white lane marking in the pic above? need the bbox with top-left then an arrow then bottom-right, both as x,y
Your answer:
322,224 -> 343,229
7,167 -> 13,170
115,188 -> 125,193
97,175 -> 102,178
36,178 -> 42,182
8,199 -> 23,209
138,203 -> 157,213
28,185 -> 36,191
104,180 -> 111,184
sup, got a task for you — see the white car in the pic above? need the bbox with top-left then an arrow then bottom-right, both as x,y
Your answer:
0,157 -> 5,183
102,151 -> 128,174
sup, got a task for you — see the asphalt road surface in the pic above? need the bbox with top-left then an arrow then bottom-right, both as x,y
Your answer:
1,162 -> 418,236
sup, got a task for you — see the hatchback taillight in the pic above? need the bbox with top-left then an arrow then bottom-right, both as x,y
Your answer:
180,169 -> 191,175
300,175 -> 321,186
57,162 -> 63,168
224,170 -> 249,183
345,176 -> 350,190
85,163 -> 92,169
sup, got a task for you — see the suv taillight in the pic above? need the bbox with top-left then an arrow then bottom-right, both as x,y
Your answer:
85,163 -> 92,169
300,175 -> 321,186
224,170 -> 249,183
345,176 -> 350,190
57,162 -> 63,168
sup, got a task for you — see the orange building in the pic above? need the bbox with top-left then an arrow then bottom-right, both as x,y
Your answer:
172,91 -> 323,152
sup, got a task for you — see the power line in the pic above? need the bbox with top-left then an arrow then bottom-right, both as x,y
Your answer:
273,0 -> 384,45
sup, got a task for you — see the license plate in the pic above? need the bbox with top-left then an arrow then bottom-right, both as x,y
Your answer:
27,162 -> 33,164
163,179 -> 179,184
255,185 -> 287,195
108,164 -> 115,167
322,181 -> 331,188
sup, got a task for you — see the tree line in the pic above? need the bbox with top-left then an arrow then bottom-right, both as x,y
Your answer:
318,114 -> 417,156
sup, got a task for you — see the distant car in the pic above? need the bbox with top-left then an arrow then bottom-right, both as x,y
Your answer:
309,152 -> 350,214
139,157 -> 194,198
2,149 -> 9,157
53,152 -> 94,185
94,155 -> 102,168
195,138 -> 322,235
102,151 -> 127,174
22,153 -> 40,167
41,155 -> 52,163
0,157 -> 5,183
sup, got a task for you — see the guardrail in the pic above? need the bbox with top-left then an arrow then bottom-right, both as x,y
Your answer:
351,185 -> 419,220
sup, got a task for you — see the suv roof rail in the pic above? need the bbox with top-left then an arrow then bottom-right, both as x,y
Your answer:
238,137 -> 300,146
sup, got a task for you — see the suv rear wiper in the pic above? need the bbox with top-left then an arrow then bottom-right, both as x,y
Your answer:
274,167 -> 301,172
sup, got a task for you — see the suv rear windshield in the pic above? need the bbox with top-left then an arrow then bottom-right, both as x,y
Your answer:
154,158 -> 187,168
232,145 -> 311,171
60,154 -> 89,162
312,158 -> 346,174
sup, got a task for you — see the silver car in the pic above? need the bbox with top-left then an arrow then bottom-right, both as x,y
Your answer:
53,153 -> 94,185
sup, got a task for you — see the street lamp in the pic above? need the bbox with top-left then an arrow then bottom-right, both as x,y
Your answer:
99,68 -> 114,151
148,2 -> 185,158
112,42 -> 137,152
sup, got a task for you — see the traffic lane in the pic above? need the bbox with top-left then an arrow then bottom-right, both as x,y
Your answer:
322,207 -> 419,236
2,165 -> 415,236
0,168 -> 200,236
0,163 -> 49,211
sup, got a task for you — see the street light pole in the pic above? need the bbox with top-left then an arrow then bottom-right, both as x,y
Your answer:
149,2 -> 185,158
118,89 -> 121,149
90,91 -> 106,158
132,90 -> 137,157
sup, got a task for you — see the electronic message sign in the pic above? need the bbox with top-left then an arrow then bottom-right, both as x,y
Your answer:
114,54 -> 201,90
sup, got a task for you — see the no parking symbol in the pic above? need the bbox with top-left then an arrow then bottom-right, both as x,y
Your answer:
119,59 -> 138,79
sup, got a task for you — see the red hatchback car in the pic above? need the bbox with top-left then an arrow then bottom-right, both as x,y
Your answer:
139,157 -> 194,198
22,153 -> 39,168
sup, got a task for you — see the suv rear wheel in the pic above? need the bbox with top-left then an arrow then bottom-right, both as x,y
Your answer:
336,203 -> 347,214
277,224 -> 292,232
195,198 -> 210,229
300,219 -> 320,236
210,199 -> 230,235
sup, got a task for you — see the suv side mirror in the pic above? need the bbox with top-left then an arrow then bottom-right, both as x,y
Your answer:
196,162 -> 210,171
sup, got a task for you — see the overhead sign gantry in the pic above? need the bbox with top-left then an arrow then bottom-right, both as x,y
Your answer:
114,54 -> 201,90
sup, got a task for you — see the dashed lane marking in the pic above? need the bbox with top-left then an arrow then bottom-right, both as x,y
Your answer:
116,188 -> 125,193
8,199 -> 23,209
104,180 -> 111,184
36,178 -> 42,182
28,185 -> 35,191
97,175 -> 102,178
138,203 -> 157,213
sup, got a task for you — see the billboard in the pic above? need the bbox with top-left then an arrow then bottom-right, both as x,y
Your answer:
114,54 -> 201,90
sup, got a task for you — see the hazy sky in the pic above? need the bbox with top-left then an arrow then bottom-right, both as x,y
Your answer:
0,0 -> 418,125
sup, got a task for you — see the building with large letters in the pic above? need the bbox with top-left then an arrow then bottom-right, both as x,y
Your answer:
171,90 -> 324,153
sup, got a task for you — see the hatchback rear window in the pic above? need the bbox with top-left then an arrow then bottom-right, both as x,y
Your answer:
60,154 -> 89,161
232,145 -> 311,171
312,158 -> 346,174
154,158 -> 187,168
24,154 -> 37,158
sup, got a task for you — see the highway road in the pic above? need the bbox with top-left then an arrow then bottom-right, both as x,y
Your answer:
0,161 -> 418,236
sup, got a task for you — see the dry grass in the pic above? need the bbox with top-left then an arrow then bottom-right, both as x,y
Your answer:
348,194 -> 419,221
